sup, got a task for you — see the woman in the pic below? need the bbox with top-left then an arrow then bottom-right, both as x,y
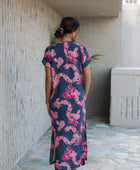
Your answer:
41,16 -> 92,170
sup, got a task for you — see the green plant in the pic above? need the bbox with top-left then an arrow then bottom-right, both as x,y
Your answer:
50,25 -> 60,45
91,54 -> 103,61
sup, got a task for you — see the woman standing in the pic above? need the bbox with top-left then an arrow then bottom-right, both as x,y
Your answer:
41,16 -> 92,170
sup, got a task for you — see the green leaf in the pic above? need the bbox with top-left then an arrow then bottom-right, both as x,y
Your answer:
49,25 -> 60,45
91,54 -> 103,61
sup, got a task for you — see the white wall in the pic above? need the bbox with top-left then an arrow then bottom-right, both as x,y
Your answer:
77,2 -> 140,119
77,16 -> 122,119
122,2 -> 140,66
0,0 -> 61,169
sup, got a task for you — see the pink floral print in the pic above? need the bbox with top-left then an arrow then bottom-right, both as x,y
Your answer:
41,40 -> 92,170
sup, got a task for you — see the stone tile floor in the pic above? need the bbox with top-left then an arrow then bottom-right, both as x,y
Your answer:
11,117 -> 140,170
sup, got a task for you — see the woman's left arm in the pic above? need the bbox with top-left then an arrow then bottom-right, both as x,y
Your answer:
45,66 -> 52,116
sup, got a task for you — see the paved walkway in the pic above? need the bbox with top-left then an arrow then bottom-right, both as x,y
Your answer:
12,118 -> 140,170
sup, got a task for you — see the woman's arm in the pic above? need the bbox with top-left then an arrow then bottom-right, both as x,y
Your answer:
45,66 -> 52,116
83,64 -> 91,100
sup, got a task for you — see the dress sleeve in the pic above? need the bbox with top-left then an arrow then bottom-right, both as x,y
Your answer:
41,46 -> 52,69
81,46 -> 92,69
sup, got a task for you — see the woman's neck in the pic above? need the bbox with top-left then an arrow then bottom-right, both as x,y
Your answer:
60,35 -> 73,41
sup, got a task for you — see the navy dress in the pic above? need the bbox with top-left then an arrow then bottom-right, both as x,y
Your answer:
41,40 -> 92,170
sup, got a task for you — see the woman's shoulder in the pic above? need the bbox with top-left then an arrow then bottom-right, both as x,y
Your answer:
46,43 -> 56,49
72,41 -> 84,48
72,42 -> 87,52
44,43 -> 56,53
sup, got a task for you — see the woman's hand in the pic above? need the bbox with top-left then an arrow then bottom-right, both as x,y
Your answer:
83,64 -> 91,102
85,92 -> 88,100
45,101 -> 51,118
84,95 -> 87,101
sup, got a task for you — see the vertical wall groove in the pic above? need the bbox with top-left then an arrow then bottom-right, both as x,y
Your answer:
0,0 -> 61,169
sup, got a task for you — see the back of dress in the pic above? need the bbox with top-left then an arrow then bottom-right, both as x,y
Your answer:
41,40 -> 92,170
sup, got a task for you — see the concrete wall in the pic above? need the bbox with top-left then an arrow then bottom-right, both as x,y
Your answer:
1,0 -> 140,169
77,2 -> 140,119
77,16 -> 122,119
0,0 -> 61,169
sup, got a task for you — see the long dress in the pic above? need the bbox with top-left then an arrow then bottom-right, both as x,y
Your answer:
41,40 -> 92,170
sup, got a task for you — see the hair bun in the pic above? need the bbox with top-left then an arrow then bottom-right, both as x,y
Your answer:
54,17 -> 80,39
58,27 -> 64,35
54,27 -> 64,38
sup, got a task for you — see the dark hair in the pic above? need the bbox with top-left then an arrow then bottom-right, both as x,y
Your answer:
54,16 -> 80,39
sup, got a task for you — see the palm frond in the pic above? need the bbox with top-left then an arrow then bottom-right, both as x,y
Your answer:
91,54 -> 103,61
50,25 -> 59,45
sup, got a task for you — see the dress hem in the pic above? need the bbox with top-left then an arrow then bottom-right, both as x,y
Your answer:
49,157 -> 87,169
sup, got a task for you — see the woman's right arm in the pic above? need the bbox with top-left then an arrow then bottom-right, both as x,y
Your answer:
83,64 -> 91,100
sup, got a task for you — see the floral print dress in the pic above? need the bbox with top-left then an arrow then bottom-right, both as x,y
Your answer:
41,40 -> 92,170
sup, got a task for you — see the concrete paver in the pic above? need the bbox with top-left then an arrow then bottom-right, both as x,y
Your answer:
11,118 -> 140,170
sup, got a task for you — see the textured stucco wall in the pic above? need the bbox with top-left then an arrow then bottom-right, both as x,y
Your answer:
0,0 -> 61,169
77,15 -> 122,119
1,0 -> 139,169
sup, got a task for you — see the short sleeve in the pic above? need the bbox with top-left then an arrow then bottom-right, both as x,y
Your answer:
41,47 -> 52,69
81,46 -> 92,69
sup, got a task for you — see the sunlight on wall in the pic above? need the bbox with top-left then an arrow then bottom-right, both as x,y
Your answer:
123,0 -> 137,4
122,0 -> 140,66
123,0 -> 140,4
